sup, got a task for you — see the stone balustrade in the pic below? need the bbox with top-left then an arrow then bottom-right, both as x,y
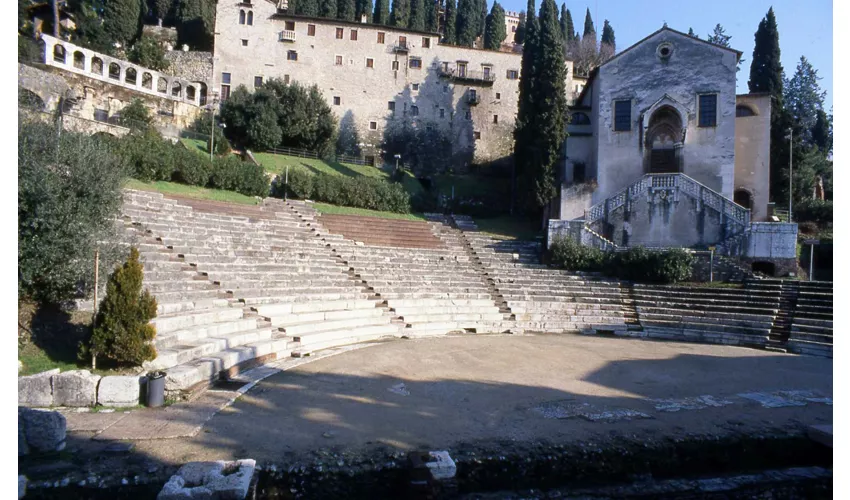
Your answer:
39,34 -> 208,107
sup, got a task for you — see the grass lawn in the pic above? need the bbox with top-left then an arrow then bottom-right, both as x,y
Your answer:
433,174 -> 510,199
180,138 -> 208,156
472,215 -> 543,241
125,179 -> 259,205
312,202 -> 426,221
254,153 -> 388,179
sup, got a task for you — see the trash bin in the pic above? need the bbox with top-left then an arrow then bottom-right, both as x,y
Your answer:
146,371 -> 166,408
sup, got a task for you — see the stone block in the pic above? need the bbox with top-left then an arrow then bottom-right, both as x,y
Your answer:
158,459 -> 255,500
97,376 -> 142,408
18,475 -> 26,499
18,369 -> 59,407
53,370 -> 100,407
19,407 -> 66,453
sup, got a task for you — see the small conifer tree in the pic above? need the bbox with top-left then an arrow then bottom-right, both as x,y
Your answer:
89,248 -> 157,367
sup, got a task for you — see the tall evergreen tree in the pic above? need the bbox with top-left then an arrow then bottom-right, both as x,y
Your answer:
706,23 -> 731,46
104,0 -> 143,47
811,109 -> 832,154
373,0 -> 389,24
784,56 -> 827,145
424,0 -> 438,32
338,0 -> 356,20
355,0 -> 373,21
564,7 -> 574,42
478,0 -> 488,39
582,7 -> 594,40
444,0 -> 457,43
483,1 -> 506,50
513,0 -> 539,211
559,4 -> 568,44
176,0 -> 215,50
151,0 -> 172,26
687,27 -> 697,38
296,0 -> 319,16
600,19 -> 614,51
514,10 -> 526,44
390,0 -> 410,27
749,7 -> 783,98
456,0 -> 478,46
409,0 -> 425,30
320,0 -> 337,18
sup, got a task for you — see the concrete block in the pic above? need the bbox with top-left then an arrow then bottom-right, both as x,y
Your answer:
18,369 -> 58,407
19,407 -> 66,453
158,459 -> 255,500
97,376 -> 142,407
53,370 -> 100,407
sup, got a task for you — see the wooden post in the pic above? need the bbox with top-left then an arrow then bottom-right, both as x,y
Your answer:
91,247 -> 99,370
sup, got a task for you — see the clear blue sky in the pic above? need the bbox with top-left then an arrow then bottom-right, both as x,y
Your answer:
500,0 -> 834,111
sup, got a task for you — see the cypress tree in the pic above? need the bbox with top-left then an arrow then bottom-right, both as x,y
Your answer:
514,10 -> 526,44
564,6 -> 574,42
600,19 -> 614,50
409,0 -> 425,30
749,7 -> 783,98
456,0 -> 478,46
687,27 -> 697,38
478,0 -> 489,39
528,0 -> 567,210
811,109 -> 832,154
483,1 -> 506,50
320,0 -> 337,18
513,0 -> 539,211
176,0 -> 216,50
355,0 -> 373,22
390,0 -> 410,27
373,0 -> 389,24
582,7 -> 594,41
338,0 -> 356,20
424,0 -> 438,32
297,0 -> 320,16
104,0 -> 143,47
444,0 -> 457,43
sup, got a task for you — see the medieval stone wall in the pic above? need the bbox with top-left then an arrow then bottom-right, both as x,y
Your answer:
213,3 -> 575,164
164,51 -> 213,83
734,94 -> 771,221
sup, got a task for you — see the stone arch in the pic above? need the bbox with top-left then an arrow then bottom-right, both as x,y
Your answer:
199,82 -> 208,105
108,62 -> 121,80
157,77 -> 168,93
53,44 -> 66,63
736,105 -> 757,117
142,72 -> 153,89
125,67 -> 138,85
91,56 -> 103,75
751,261 -> 776,276
239,9 -> 246,24
171,81 -> 182,97
18,88 -> 46,110
645,105 -> 684,174
247,10 -> 253,25
186,85 -> 196,101
734,188 -> 753,210
73,51 -> 85,69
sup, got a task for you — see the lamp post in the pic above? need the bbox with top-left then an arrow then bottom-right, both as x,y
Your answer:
394,153 -> 401,173
209,91 -> 220,162
786,128 -> 793,222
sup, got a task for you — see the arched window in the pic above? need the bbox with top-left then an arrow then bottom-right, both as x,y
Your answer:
157,77 -> 168,93
186,85 -> 196,101
199,82 -> 208,106
73,51 -> 85,69
125,67 -> 137,85
91,57 -> 103,74
734,189 -> 753,210
171,81 -> 182,97
247,11 -> 253,25
53,44 -> 66,63
239,9 -> 245,24
736,105 -> 756,117
571,112 -> 591,125
142,72 -> 153,89
108,62 -> 121,80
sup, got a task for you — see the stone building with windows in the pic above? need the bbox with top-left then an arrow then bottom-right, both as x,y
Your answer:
213,1 -> 578,167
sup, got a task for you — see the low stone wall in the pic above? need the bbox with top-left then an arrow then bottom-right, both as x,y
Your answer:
19,369 -> 145,408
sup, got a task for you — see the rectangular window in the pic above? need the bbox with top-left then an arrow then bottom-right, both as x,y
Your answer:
333,96 -> 341,105
221,85 -> 231,101
457,62 -> 467,77
399,36 -> 407,47
422,37 -> 431,48
440,108 -> 445,118
377,32 -> 385,44
388,101 -> 395,111
350,29 -> 358,40
370,121 -> 377,130
392,60 -> 399,71
699,94 -> 718,127
493,115 -> 498,124
506,69 -> 518,79
614,99 -> 631,131
474,131 -> 481,140
412,83 -> 419,91
366,58 -> 374,68
284,74 -> 290,84
496,92 -> 501,100
285,21 -> 295,30
254,76 -> 263,87
336,28 -> 344,39
482,65 -> 492,78
409,58 -> 422,69
411,105 -> 419,116
221,72 -> 231,84
308,24 -> 316,36
287,50 -> 298,61
335,55 -> 343,66
241,39 -> 248,46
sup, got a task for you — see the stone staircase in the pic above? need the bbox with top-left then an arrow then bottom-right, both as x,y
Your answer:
122,190 -> 400,397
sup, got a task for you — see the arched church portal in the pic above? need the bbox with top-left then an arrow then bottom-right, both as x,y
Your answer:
645,105 -> 684,174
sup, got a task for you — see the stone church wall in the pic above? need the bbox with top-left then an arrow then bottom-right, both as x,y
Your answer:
734,93 -> 771,221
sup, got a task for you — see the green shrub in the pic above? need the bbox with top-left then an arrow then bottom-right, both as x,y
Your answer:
209,155 -> 269,196
118,99 -> 154,132
86,248 -> 157,367
795,199 -> 832,224
173,146 -> 211,186
274,171 -> 411,213
549,234 -> 606,271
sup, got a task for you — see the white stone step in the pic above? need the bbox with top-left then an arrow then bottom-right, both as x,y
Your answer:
291,324 -> 399,356
148,327 -> 274,370
254,299 -> 377,317
151,307 -> 244,335
281,314 -> 391,336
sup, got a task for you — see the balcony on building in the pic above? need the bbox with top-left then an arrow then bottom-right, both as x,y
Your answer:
392,40 -> 409,52
279,30 -> 296,42
439,65 -> 496,86
467,91 -> 481,105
